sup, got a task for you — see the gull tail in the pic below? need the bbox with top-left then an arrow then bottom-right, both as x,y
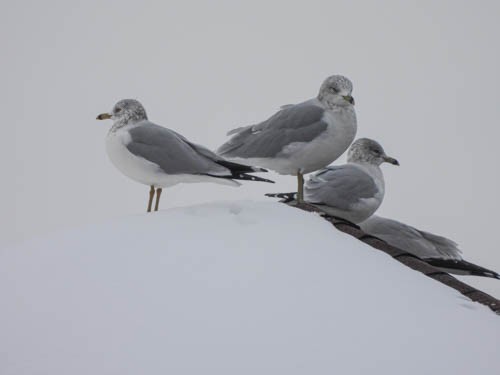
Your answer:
210,158 -> 273,183
265,192 -> 298,203
230,173 -> 274,183
425,259 -> 500,280
216,159 -> 268,174
206,172 -> 274,184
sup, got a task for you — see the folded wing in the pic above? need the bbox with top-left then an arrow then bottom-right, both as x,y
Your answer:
359,215 -> 462,260
127,123 -> 229,176
217,103 -> 328,158
305,165 -> 379,210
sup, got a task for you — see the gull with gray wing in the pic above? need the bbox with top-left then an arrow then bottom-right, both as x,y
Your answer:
218,75 -> 357,202
359,215 -> 500,279
97,99 -> 273,212
266,138 -> 399,223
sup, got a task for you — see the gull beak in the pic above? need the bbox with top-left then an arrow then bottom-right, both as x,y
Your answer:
342,95 -> 355,105
383,156 -> 399,166
96,113 -> 112,120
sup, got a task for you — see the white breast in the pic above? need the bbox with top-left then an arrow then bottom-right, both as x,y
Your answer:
105,127 -> 163,186
105,127 -> 239,188
288,108 -> 357,174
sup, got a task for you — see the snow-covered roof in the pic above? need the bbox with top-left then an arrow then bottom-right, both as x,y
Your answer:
1,201 -> 499,374
290,201 -> 500,314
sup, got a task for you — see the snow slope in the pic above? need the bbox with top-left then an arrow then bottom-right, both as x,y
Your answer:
1,201 -> 499,375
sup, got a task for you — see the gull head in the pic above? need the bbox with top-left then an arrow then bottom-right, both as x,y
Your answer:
347,138 -> 399,166
96,99 -> 148,127
317,75 -> 354,108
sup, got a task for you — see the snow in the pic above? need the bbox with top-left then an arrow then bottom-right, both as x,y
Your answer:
1,201 -> 499,375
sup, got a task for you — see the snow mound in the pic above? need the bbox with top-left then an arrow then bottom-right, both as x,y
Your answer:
1,201 -> 499,374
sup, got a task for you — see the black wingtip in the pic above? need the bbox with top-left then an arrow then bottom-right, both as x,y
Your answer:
481,272 -> 500,280
233,173 -> 274,183
426,259 -> 500,280
216,159 -> 269,175
265,192 -> 297,203
255,177 -> 274,184
252,166 -> 268,173
205,172 -> 274,184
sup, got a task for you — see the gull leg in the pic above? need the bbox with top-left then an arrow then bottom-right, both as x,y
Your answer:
297,171 -> 304,203
154,188 -> 162,211
147,185 -> 155,213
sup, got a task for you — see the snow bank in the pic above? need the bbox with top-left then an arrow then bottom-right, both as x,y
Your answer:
1,201 -> 499,374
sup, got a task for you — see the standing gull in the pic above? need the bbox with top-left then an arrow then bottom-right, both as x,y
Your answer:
359,215 -> 500,279
97,99 -> 273,212
266,138 -> 399,223
217,75 -> 357,202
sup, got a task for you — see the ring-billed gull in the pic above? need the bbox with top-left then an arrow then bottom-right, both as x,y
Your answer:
217,75 -> 357,202
97,99 -> 273,212
266,138 -> 398,223
359,215 -> 500,279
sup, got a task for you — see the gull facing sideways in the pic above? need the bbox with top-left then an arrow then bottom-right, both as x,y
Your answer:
266,138 -> 399,223
359,215 -> 500,279
218,75 -> 357,202
97,99 -> 273,212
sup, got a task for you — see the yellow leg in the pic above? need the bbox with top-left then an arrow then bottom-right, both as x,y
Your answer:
297,172 -> 304,203
147,186 -> 155,213
154,188 -> 162,211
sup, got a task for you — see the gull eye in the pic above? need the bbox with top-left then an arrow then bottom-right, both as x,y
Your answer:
115,107 -> 122,113
330,86 -> 338,93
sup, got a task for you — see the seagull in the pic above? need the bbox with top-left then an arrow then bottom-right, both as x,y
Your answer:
217,75 -> 357,202
266,138 -> 399,223
97,99 -> 273,212
359,215 -> 500,279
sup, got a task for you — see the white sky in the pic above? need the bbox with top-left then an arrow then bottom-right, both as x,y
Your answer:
2,0 -> 500,297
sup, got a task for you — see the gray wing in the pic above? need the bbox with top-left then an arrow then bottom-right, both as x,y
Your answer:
359,215 -> 462,260
304,165 -> 379,210
169,129 -> 225,163
127,122 -> 228,175
217,102 -> 328,158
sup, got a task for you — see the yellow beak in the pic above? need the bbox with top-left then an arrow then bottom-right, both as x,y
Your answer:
342,95 -> 355,105
96,113 -> 112,120
383,156 -> 400,166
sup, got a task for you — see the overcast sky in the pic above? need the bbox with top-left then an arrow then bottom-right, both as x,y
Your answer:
2,0 -> 500,297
